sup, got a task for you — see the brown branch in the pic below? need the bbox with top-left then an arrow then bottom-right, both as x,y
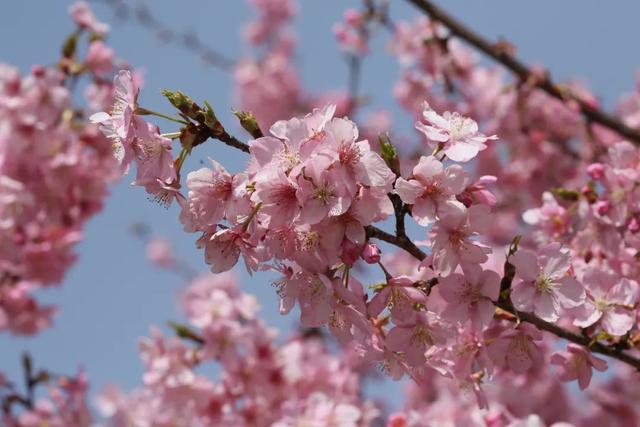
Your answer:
404,0 -> 640,145
214,130 -> 251,154
365,224 -> 426,261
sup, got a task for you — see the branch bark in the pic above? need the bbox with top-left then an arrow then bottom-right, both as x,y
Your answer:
404,0 -> 640,145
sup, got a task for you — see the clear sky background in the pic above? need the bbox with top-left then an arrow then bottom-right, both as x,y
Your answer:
1,0 -> 640,415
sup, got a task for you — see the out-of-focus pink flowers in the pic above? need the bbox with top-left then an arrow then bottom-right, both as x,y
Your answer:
551,344 -> 607,390
69,0 -> 110,35
429,202 -> 492,276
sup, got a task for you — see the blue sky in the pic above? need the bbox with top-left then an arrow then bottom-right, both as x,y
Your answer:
1,0 -> 640,413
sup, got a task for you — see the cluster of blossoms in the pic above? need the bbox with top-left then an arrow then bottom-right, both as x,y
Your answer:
97,272 -> 381,426
87,52 -> 640,420
178,103 -> 396,276
0,1 -> 124,335
1,364 -> 91,427
388,17 -> 602,244
5,0 -> 640,426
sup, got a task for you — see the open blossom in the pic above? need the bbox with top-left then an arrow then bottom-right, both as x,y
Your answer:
85,40 -> 115,76
486,324 -> 544,373
180,159 -> 249,233
439,265 -> 500,331
510,243 -> 585,322
572,265 -> 639,336
429,202 -> 492,276
523,192 -> 571,239
395,155 -> 468,225
90,70 -> 141,167
415,102 -> 497,162
551,344 -> 607,390
202,225 -> 258,274
368,275 -> 429,321
385,311 -> 454,367
458,175 -> 497,207
297,155 -> 351,224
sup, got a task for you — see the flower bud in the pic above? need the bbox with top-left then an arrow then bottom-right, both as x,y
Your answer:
362,242 -> 381,264
594,200 -> 610,216
587,163 -> 605,180
340,239 -> 361,266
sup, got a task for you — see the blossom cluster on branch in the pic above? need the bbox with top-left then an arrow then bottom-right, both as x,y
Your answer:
4,0 -> 640,426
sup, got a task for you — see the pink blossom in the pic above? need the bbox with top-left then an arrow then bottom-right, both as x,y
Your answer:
550,344 -> 607,390
573,265 -> 639,336
253,167 -> 301,228
85,41 -> 114,76
395,155 -> 468,225
368,275 -> 429,320
439,265 -> 500,331
510,243 -> 584,322
458,175 -> 498,207
145,237 -> 176,268
486,324 -> 543,373
429,202 -> 492,276
385,311 -> 454,367
69,1 -> 110,34
415,102 -> 497,162
202,225 -> 258,274
523,192 -> 571,239
90,70 -> 140,167
296,155 -> 351,224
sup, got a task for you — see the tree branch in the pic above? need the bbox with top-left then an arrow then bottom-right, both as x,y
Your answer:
404,0 -> 640,145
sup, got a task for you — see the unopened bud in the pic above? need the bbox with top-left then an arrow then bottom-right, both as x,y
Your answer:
586,163 -> 605,180
161,89 -> 202,121
233,110 -> 263,139
340,239 -> 361,266
595,200 -> 610,216
362,242 -> 381,264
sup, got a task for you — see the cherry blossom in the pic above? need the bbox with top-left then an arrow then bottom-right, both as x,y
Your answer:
573,265 -> 639,336
439,265 -> 500,331
415,102 -> 497,162
510,243 -> 585,322
395,155 -> 468,225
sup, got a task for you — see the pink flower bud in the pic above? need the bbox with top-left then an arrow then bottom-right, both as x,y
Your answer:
628,217 -> 640,233
362,242 -> 381,264
586,163 -> 605,180
344,9 -> 362,26
340,239 -> 361,266
145,237 -> 176,268
387,413 -> 408,427
31,65 -> 45,77
595,200 -> 610,216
